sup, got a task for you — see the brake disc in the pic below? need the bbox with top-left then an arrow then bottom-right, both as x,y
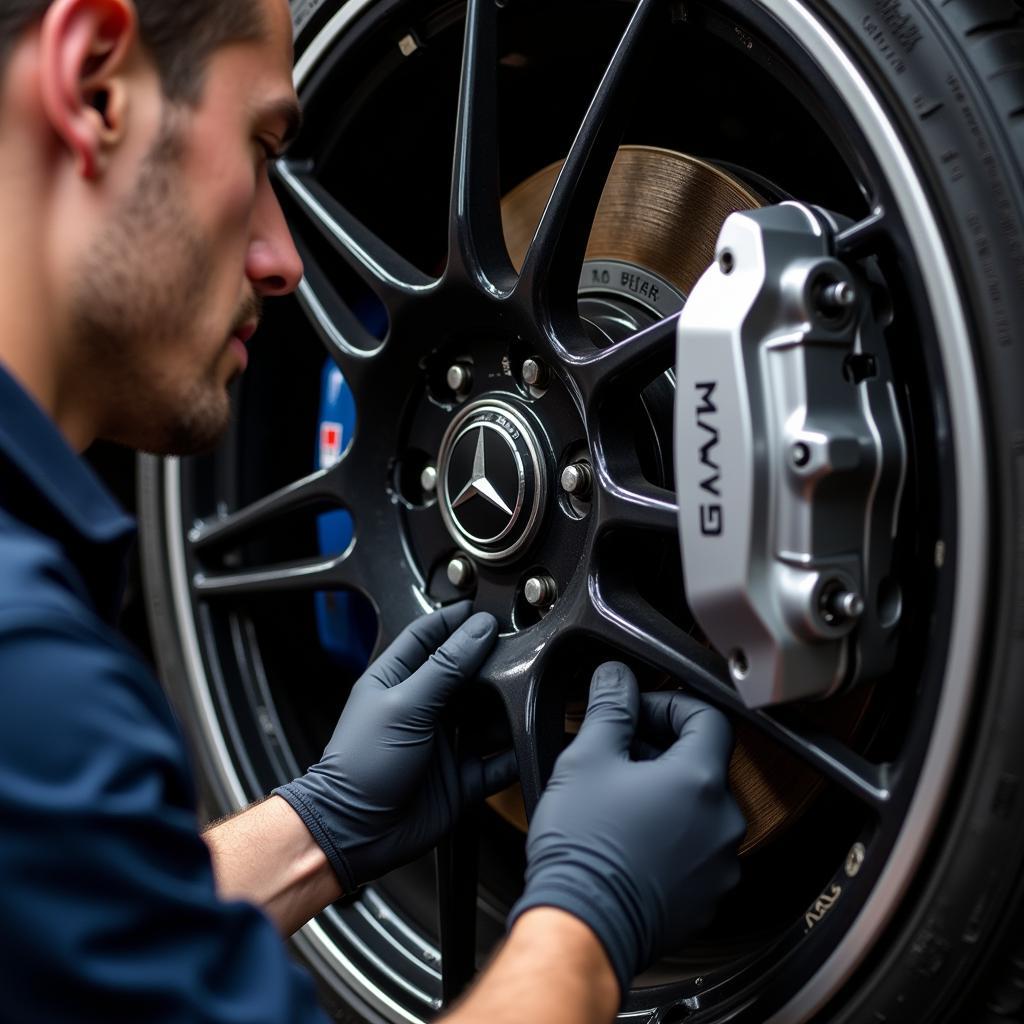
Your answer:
501,145 -> 760,294
495,146 -> 876,852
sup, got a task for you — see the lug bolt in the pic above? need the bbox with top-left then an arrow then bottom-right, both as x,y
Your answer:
522,358 -> 549,389
561,462 -> 593,498
447,556 -> 475,589
524,575 -> 557,608
420,465 -> 438,493
446,364 -> 472,396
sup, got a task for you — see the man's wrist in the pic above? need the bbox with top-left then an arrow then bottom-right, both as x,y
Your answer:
272,780 -> 356,892
439,906 -> 620,1024
508,868 -> 639,996
203,795 -> 344,935
508,907 -> 621,1009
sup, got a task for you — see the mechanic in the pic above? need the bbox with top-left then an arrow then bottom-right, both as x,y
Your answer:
0,0 -> 746,1020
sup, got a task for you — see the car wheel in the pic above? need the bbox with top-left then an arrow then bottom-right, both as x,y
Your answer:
138,1 -> 1024,1021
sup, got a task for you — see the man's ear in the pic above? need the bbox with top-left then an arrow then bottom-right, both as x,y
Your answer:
37,0 -> 137,181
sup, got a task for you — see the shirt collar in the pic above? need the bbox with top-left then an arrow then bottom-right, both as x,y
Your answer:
0,362 -> 136,620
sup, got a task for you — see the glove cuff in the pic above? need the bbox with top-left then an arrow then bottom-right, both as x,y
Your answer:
273,782 -> 356,892
507,880 -> 638,998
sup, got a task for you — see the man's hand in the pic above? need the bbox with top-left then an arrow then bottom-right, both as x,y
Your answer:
274,602 -> 515,892
508,662 -> 746,999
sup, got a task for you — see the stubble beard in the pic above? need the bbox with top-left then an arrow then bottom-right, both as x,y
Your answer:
70,116 -> 239,457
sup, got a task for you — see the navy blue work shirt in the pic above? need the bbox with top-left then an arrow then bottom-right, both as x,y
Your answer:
0,363 -> 327,1022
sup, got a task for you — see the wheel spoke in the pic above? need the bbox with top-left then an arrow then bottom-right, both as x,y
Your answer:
516,0 -> 662,321
572,312 -> 679,403
193,551 -> 363,599
275,160 -> 434,305
481,633 -> 566,817
447,0 -> 515,292
405,505 -> 454,563
586,580 -> 892,808
189,464 -> 348,555
293,236 -> 384,382
507,686 -> 564,819
436,727 -> 480,1007
596,474 -> 678,533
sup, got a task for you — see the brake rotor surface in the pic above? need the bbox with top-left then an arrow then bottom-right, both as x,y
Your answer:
502,145 -> 759,294
489,146 -> 872,853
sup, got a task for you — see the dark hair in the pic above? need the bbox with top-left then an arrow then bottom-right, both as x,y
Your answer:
0,0 -> 266,104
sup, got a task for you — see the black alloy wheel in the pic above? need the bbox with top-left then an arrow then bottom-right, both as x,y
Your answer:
138,1 -> 1024,1022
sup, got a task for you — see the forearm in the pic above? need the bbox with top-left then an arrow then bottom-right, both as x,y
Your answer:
440,908 -> 620,1024
202,795 -> 343,936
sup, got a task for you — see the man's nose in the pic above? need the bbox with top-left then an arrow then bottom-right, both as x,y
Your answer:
246,182 -> 304,298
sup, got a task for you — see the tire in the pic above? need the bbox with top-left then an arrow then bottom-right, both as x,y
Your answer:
137,1 -> 1024,1021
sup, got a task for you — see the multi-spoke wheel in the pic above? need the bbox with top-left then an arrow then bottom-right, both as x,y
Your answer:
139,1 -> 1024,1021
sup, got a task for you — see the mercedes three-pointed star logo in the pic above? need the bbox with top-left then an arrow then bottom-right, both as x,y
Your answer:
451,428 -> 515,519
437,400 -> 546,562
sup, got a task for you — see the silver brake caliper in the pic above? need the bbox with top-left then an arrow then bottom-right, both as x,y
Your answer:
675,202 -> 907,707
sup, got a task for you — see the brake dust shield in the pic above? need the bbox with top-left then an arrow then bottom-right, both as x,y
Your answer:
489,146 -> 872,853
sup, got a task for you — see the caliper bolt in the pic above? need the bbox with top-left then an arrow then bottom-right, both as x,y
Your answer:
834,590 -> 866,620
524,575 -> 557,608
446,364 -> 472,396
822,280 -> 856,310
522,358 -> 549,389
420,465 -> 438,494
729,649 -> 749,681
791,442 -> 811,468
447,556 -> 475,589
560,462 -> 593,498
718,249 -> 736,275
815,278 -> 857,323
818,582 -> 865,626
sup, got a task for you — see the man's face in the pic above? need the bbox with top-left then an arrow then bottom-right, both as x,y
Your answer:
72,0 -> 303,456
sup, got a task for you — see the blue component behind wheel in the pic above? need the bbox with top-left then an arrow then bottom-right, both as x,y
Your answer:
315,360 -> 372,669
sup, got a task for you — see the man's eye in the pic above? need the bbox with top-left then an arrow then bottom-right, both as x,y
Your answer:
256,139 -> 280,162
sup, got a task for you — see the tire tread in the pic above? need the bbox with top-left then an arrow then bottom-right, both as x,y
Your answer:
933,7 -> 1024,1023
978,928 -> 1024,1020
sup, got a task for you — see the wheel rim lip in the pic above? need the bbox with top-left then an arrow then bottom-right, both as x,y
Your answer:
153,0 -> 990,1020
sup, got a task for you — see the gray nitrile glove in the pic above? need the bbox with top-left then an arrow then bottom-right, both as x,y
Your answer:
508,662 -> 746,997
274,602 -> 516,891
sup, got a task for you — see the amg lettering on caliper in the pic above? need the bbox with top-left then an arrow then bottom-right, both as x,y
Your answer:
695,381 -> 722,536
